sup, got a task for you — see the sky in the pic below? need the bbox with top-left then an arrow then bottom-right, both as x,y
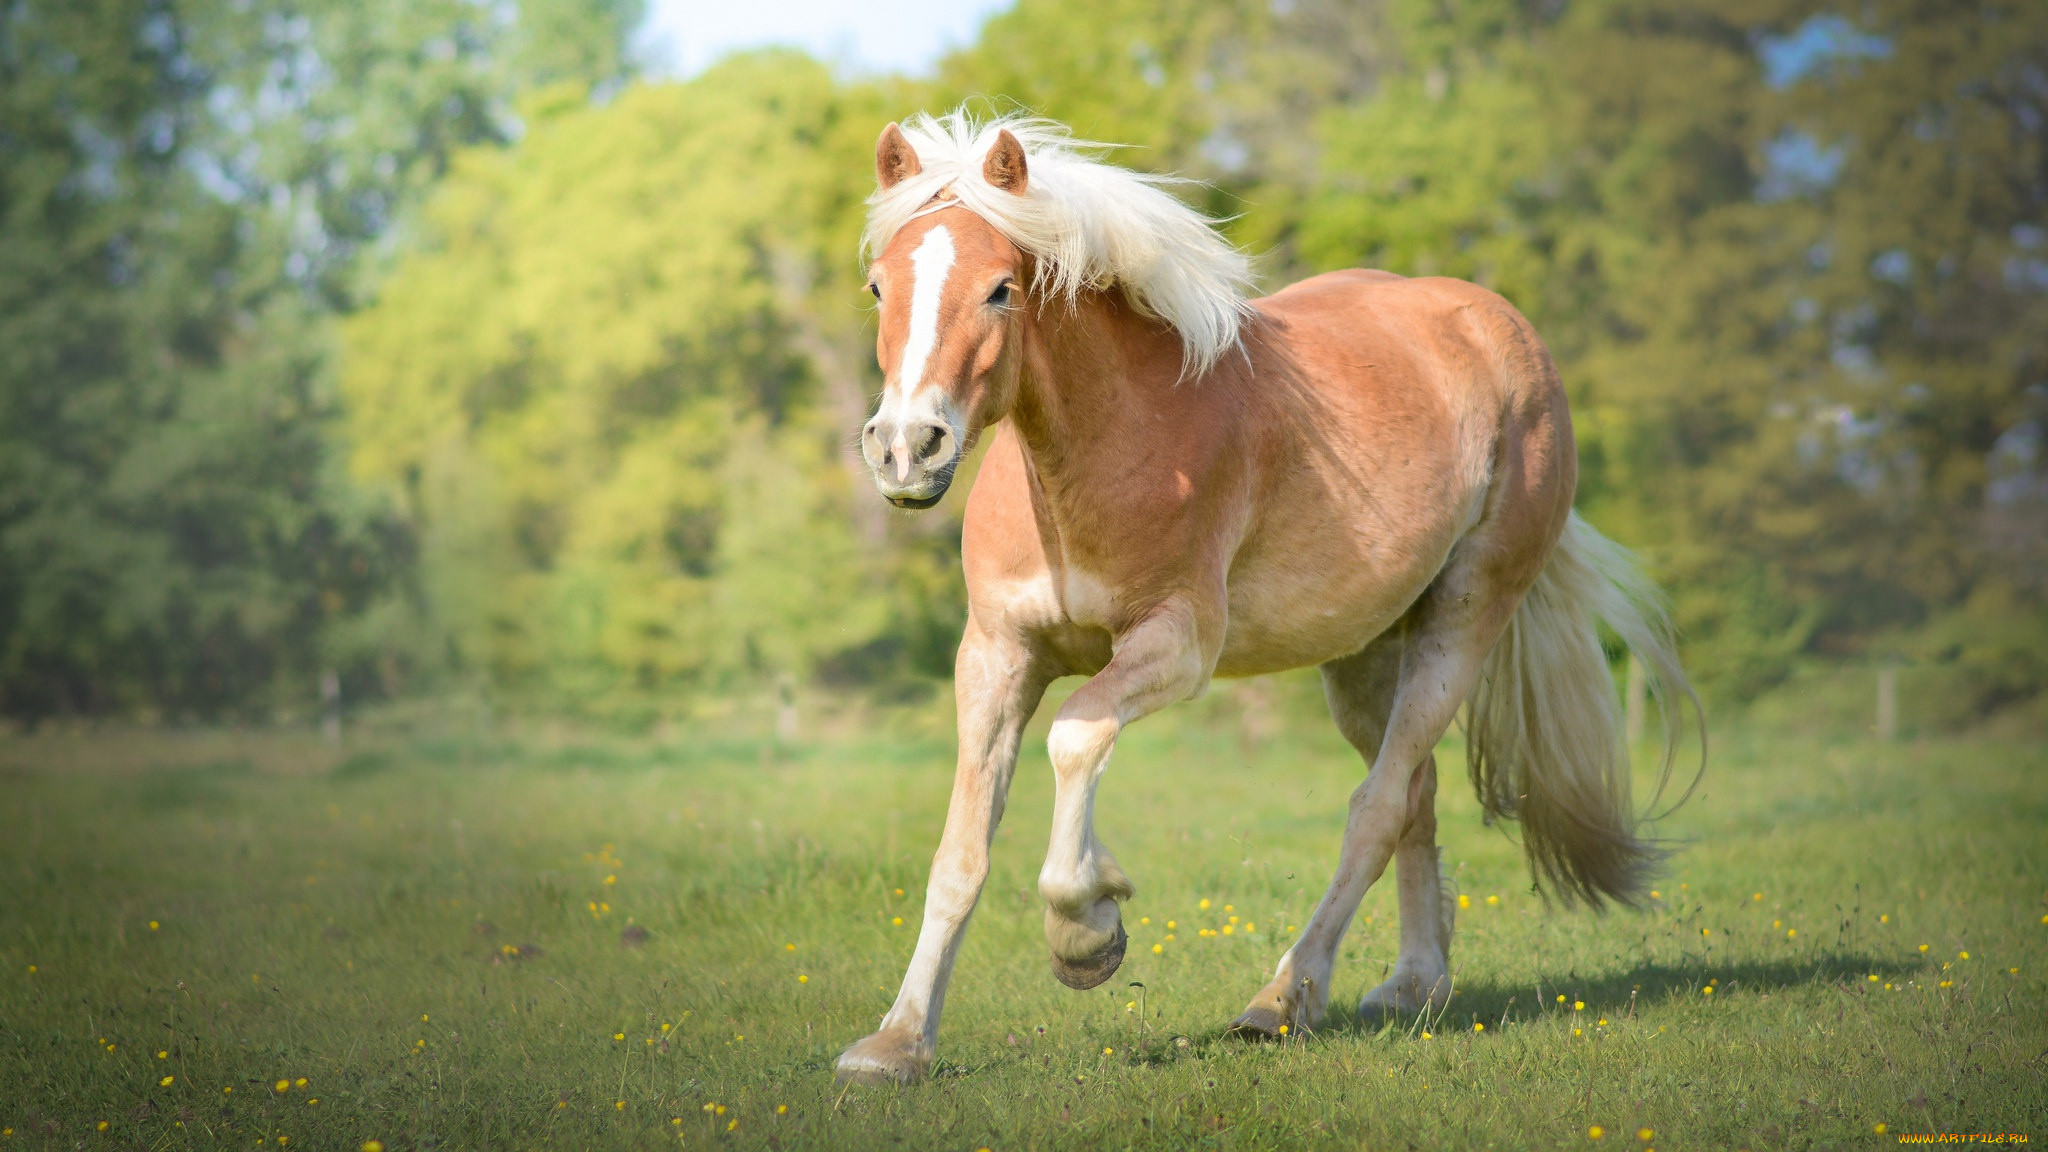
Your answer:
634,0 -> 1018,79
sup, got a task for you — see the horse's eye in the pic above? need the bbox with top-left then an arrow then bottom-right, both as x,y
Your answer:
988,282 -> 1012,306
867,282 -> 881,299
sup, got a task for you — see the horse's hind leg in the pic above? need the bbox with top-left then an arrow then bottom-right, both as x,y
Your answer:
1357,756 -> 1455,1017
1232,544 -> 1528,1037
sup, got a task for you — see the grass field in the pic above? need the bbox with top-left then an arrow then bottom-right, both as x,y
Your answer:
3,683 -> 2045,1150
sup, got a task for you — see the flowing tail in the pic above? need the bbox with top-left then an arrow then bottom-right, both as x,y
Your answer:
1465,511 -> 1705,908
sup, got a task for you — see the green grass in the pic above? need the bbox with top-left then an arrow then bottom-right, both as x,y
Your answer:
3,686 -> 2045,1150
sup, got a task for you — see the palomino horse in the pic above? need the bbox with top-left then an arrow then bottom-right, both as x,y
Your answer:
835,112 -> 1699,1084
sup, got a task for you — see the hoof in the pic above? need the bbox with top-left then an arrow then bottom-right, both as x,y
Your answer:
834,1031 -> 930,1085
1358,970 -> 1450,1019
1049,918 -> 1126,990
1227,1002 -> 1292,1039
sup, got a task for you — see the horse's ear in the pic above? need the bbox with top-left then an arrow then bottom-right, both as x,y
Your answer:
876,123 -> 921,190
983,129 -> 1028,195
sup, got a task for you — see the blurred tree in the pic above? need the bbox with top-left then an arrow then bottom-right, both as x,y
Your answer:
0,0 -> 640,718
1296,0 -> 2048,709
341,55 -> 959,714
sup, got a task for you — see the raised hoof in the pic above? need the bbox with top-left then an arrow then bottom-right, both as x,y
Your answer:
1049,919 -> 1127,990
833,1032 -> 930,1085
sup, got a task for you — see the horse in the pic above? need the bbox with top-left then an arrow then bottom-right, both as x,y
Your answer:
834,111 -> 1700,1085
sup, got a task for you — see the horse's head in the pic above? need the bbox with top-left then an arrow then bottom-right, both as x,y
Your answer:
859,123 -> 1031,509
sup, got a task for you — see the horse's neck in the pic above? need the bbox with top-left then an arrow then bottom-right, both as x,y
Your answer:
1004,290 -> 1204,560
1010,289 -> 1178,484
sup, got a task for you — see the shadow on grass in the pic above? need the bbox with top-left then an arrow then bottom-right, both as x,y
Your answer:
1323,952 -> 1931,1038
1166,952 -> 1932,1056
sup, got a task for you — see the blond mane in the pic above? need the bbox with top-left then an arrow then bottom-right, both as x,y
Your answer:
862,111 -> 1255,375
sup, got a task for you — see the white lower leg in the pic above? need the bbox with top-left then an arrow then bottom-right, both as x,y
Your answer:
1359,843 -> 1453,1015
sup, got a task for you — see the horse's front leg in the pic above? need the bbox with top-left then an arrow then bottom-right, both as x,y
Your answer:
1040,604 -> 1209,989
836,618 -> 1048,1084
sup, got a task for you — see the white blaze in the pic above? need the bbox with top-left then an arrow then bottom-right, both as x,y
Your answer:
895,225 -> 955,399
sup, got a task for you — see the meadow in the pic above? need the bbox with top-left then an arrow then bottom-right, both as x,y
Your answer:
2,681 -> 2044,1151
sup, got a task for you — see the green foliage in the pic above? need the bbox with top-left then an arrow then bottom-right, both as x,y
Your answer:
340,57 -> 951,710
6,0 -> 2043,721
1294,0 -> 2048,705
0,0 -> 641,718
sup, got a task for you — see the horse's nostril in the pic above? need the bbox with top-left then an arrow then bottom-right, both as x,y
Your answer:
916,425 -> 949,461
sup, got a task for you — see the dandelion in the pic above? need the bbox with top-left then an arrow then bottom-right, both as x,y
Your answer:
1222,925 -> 1234,935
1104,1047 -> 1114,1055
1574,1001 -> 1584,1011
276,1080 -> 290,1093
1589,1126 -> 1604,1139
1598,1018 -> 1608,1026
1228,915 -> 1239,924
715,1105 -> 727,1116
1787,928 -> 1796,939
1458,894 -> 1471,910
1700,928 -> 1710,937
295,1078 -> 307,1088
97,1122 -> 108,1132
726,1119 -> 737,1132
1959,951 -> 1969,960
703,1103 -> 716,1113
157,1050 -> 167,1059
1875,1123 -> 1888,1134
614,1033 -> 625,1041
1199,899 -> 1211,910
1573,1028 -> 1582,1036
785,943 -> 795,952
1420,1031 -> 1431,1040
223,1087 -> 232,1094
1752,892 -> 1762,902
1650,891 -> 1661,899
1702,986 -> 1713,995
1919,943 -> 1929,952
159,1076 -> 174,1087
672,1118 -> 682,1126
776,1105 -> 788,1115
604,874 -> 616,885
1225,904 -> 1234,913
1485,895 -> 1499,906
615,1101 -> 625,1111
892,917 -> 903,926
1165,934 -> 1175,942
893,888 -> 905,897
1557,995 -> 1567,1003
363,1143 -> 385,1152
2011,967 -> 2020,975
1278,1024 -> 1289,1035
1474,1022 -> 1485,1032
1772,920 -> 1781,929
1152,944 -> 1163,955
661,1023 -> 670,1032
307,1099 -> 318,1106
1880,914 -> 1889,923
149,921 -> 159,931
1140,917 -> 1150,925
1166,920 -> 1177,929
421,1014 -> 429,1022
1638,1128 -> 1653,1141
1287,925 -> 1296,933
798,974 -> 808,983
